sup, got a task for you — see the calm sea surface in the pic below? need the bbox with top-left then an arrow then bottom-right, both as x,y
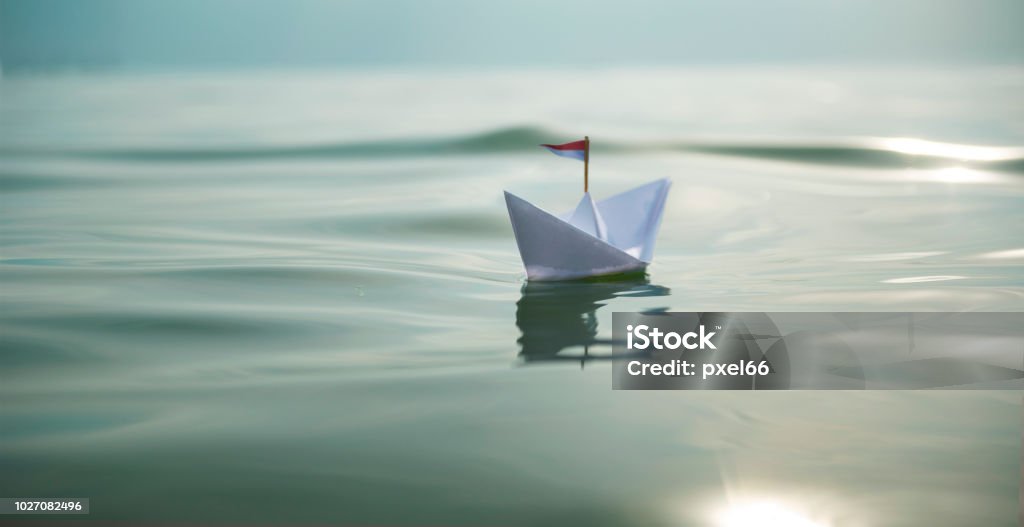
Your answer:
1,68 -> 1023,526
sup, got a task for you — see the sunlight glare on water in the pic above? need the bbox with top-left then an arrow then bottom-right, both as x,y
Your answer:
715,501 -> 826,527
878,137 -> 1022,162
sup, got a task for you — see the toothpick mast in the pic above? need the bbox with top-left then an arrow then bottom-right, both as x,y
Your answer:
584,136 -> 590,193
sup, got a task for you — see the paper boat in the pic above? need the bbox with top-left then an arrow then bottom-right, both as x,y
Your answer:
504,179 -> 671,281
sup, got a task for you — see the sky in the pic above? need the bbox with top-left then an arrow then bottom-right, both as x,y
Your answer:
1,0 -> 1022,71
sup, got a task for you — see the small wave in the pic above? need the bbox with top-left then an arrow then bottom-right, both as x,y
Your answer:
311,211 -> 511,239
3,125 -> 1022,173
6,311 -> 297,338
7,126 -> 559,162
676,141 -> 1024,173
0,172 -> 122,191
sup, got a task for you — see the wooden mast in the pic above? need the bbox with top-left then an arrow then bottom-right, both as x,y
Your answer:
584,135 -> 590,193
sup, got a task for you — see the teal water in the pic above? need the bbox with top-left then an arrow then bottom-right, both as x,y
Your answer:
1,68 -> 1023,526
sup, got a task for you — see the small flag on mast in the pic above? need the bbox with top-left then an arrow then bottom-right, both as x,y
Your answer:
541,137 -> 591,192
540,139 -> 587,161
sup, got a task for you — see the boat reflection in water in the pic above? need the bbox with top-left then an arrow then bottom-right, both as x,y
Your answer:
514,276 -> 669,367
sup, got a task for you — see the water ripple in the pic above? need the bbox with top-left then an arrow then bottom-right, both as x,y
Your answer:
3,125 -> 1022,173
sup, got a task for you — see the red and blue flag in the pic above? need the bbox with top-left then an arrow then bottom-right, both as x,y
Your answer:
540,139 -> 587,161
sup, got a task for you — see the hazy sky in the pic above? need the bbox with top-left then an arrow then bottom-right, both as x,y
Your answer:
1,0 -> 1022,71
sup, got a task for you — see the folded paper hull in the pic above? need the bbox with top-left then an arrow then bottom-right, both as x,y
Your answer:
504,179 -> 671,281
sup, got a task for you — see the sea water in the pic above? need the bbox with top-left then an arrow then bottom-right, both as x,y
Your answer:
1,67 -> 1022,526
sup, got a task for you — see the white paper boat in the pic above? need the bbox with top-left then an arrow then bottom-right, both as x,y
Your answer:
504,178 -> 671,281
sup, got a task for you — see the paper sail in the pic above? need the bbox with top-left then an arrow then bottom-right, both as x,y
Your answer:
504,178 -> 671,281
